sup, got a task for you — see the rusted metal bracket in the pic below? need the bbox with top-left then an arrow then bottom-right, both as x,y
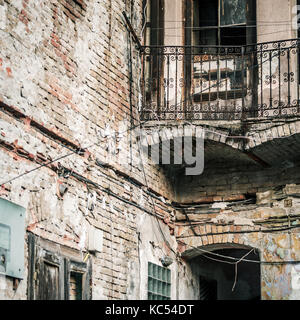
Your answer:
122,11 -> 144,53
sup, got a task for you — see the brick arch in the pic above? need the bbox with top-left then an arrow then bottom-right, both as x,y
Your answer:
245,120 -> 300,151
140,120 -> 300,152
177,222 -> 261,259
242,120 -> 300,166
140,124 -> 244,151
178,237 -> 261,260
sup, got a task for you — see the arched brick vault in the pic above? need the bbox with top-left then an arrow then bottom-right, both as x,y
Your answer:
140,120 -> 300,200
244,120 -> 300,167
140,119 -> 300,167
176,221 -> 262,259
140,121 -> 244,151
140,120 -> 300,264
178,241 -> 260,260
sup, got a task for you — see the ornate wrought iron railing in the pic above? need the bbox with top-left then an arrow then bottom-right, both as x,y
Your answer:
141,39 -> 300,121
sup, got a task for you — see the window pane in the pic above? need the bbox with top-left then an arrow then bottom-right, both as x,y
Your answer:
162,283 -> 167,296
167,284 -> 171,296
197,29 -> 218,46
220,26 -> 246,46
148,277 -> 153,292
197,0 -> 218,27
221,0 -> 246,26
153,279 -> 158,292
158,281 -> 162,294
148,262 -> 152,276
162,268 -> 166,281
153,264 -> 158,278
158,266 -> 162,280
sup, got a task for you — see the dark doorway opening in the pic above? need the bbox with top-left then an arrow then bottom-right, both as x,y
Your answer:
199,276 -> 218,300
194,247 -> 261,300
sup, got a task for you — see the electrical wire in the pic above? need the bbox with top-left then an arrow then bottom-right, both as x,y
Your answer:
232,248 -> 254,291
177,240 -> 260,263
159,20 -> 294,24
125,12 -> 300,266
0,150 -> 78,187
177,239 -> 300,265
140,0 -> 148,40
147,23 -> 296,30
0,120 -> 148,186
2,9 -> 299,271
163,30 -> 293,39
123,6 -> 179,257
136,123 -> 175,255
132,49 -> 178,257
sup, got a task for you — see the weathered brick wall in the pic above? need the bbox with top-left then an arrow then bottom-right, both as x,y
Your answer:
0,0 -> 174,194
2,0 -> 300,301
141,119 -> 300,300
0,0 -> 177,300
176,165 -> 300,203
171,120 -> 300,203
176,185 -> 300,299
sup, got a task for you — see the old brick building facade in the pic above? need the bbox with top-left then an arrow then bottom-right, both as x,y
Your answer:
1,0 -> 300,300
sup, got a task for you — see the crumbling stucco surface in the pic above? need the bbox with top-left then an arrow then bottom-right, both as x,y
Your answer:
1,0 -> 300,301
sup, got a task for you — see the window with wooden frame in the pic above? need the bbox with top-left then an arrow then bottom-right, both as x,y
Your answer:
143,0 -> 165,101
27,233 -> 92,300
192,0 -> 256,47
184,0 -> 257,104
143,0 -> 164,47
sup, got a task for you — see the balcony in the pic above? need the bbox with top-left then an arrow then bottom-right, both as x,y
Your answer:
141,39 -> 300,121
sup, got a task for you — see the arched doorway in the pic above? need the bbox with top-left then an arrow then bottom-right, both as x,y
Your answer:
188,245 -> 261,300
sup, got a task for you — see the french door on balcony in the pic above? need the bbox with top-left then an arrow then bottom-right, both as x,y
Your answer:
185,0 -> 257,117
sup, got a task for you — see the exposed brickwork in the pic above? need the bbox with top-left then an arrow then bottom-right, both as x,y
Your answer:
0,0 -> 176,300
1,0 -> 300,301
176,184 -> 300,299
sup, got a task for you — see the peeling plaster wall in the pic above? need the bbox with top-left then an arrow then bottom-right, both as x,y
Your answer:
133,211 -> 201,300
177,185 -> 300,300
257,0 -> 295,43
1,0 -> 300,301
0,0 -> 178,300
